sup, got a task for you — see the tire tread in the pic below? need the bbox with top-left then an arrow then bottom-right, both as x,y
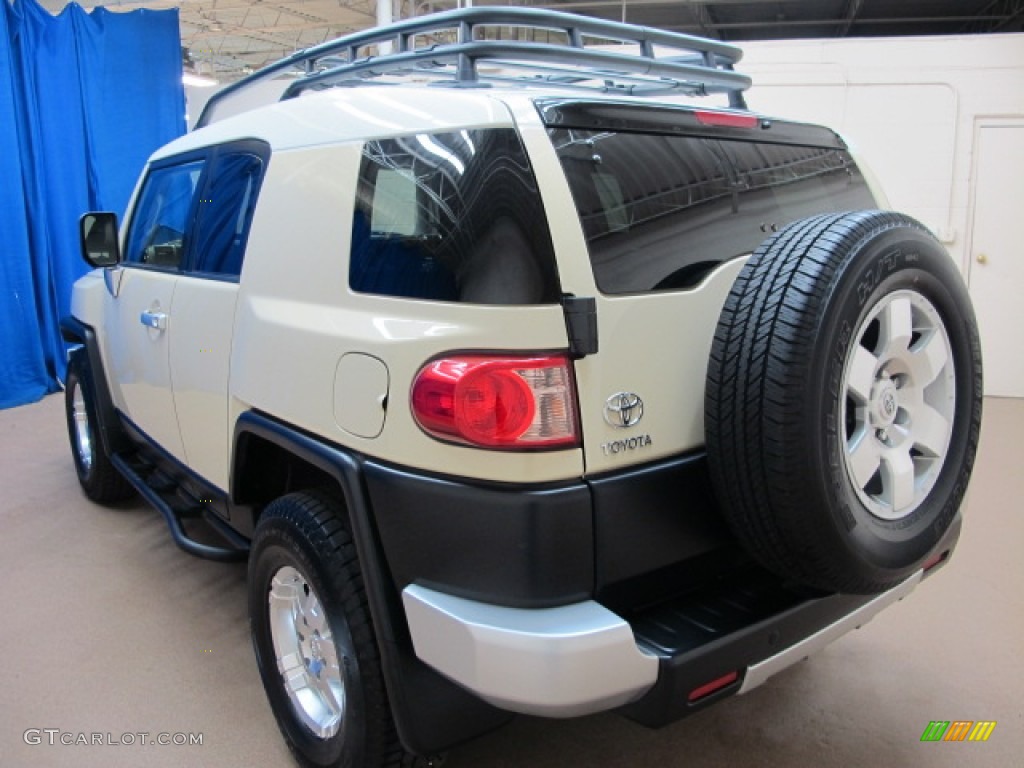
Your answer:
65,353 -> 135,504
252,490 -> 436,768
705,210 -> 978,593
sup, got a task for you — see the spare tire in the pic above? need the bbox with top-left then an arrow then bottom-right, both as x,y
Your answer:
705,211 -> 983,594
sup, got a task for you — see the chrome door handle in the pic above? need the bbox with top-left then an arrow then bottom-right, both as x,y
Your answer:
140,310 -> 168,330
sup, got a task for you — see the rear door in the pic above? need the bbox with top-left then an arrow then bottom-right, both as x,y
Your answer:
170,144 -> 268,490
537,101 -> 877,475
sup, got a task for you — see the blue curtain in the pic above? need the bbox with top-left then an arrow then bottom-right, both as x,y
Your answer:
0,0 -> 184,408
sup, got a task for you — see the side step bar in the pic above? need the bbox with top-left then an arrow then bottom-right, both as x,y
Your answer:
111,453 -> 249,562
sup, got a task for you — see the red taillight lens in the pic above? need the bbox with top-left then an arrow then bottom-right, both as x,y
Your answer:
412,355 -> 579,449
457,367 -> 536,443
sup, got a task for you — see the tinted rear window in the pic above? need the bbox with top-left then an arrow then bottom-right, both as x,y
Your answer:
351,128 -> 560,304
549,129 -> 875,294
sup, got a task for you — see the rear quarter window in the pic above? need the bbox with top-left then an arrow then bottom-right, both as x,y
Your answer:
549,128 -> 875,294
350,128 -> 560,305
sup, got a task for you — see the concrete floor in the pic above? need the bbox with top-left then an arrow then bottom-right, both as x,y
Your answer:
0,394 -> 1021,768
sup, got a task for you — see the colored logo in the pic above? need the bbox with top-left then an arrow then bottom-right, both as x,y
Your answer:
920,721 -> 996,742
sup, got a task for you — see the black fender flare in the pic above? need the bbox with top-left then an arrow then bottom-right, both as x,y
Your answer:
59,316 -> 131,455
232,411 -> 511,756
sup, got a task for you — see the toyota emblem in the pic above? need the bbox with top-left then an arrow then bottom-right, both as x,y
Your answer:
604,392 -> 644,428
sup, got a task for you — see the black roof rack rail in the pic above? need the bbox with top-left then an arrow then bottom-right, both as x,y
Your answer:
196,7 -> 750,129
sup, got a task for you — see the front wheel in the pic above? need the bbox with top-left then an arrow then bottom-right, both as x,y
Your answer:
248,490 -> 421,768
64,351 -> 134,503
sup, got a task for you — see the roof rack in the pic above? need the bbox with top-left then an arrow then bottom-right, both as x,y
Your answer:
196,7 -> 751,129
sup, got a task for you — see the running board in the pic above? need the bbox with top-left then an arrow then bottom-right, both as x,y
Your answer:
111,453 -> 249,562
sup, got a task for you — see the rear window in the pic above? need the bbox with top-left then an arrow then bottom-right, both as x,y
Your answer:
351,128 -> 560,304
549,129 -> 875,294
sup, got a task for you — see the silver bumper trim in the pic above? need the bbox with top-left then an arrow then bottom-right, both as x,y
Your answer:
402,585 -> 658,717
738,570 -> 923,694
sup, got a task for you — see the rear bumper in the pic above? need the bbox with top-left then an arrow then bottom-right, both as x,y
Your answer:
402,585 -> 658,717
738,571 -> 920,695
403,515 -> 958,724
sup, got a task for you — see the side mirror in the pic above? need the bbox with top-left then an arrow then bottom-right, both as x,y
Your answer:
80,212 -> 121,268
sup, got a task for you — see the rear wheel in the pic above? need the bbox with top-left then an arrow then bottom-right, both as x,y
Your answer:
249,490 -> 427,768
64,352 -> 134,503
705,211 -> 983,594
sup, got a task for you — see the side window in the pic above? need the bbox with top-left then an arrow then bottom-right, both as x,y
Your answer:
351,128 -> 560,305
192,152 -> 265,277
124,160 -> 205,269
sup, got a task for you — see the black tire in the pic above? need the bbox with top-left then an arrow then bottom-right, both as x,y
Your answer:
705,211 -> 983,594
249,490 -> 425,768
64,351 -> 135,503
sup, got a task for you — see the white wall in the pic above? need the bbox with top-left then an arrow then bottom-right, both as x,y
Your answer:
738,33 -> 1024,279
185,78 -> 299,130
184,84 -> 217,131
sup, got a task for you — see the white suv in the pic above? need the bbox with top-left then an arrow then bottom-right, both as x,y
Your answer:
62,9 -> 983,768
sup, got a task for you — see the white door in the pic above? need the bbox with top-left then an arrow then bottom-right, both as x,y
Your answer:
104,157 -> 207,461
105,268 -> 184,460
169,147 -> 265,491
169,279 -> 239,490
968,120 -> 1024,398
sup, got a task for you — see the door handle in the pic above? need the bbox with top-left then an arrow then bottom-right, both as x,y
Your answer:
140,310 -> 168,331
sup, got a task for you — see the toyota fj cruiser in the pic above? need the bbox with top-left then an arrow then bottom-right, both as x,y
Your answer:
62,9 -> 983,768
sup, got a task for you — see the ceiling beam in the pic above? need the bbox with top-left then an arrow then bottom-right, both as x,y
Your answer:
536,0 -> 805,9
839,0 -> 864,37
994,7 -> 1024,30
688,2 -> 715,37
51,0 -> 1018,82
669,15 -> 1021,31
959,0 -> 1024,32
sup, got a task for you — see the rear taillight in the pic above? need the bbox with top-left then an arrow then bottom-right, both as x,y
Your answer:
411,355 -> 579,450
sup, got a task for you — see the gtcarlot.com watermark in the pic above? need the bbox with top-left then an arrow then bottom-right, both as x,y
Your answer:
24,729 -> 203,747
